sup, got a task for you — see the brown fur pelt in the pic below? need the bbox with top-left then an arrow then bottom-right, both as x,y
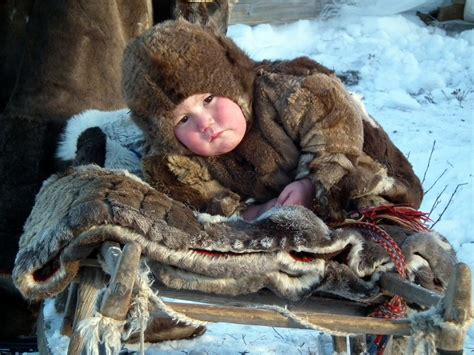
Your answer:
14,166 -> 455,304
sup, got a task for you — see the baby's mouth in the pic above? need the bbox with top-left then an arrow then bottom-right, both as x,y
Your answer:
210,131 -> 223,142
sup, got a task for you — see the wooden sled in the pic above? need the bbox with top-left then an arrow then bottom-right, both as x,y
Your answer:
37,241 -> 472,354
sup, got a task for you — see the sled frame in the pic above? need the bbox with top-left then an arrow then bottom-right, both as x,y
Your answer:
38,242 -> 472,355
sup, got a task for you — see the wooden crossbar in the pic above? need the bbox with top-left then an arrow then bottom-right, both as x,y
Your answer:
163,300 -> 411,336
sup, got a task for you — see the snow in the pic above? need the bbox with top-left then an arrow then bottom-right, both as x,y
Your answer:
42,4 -> 474,354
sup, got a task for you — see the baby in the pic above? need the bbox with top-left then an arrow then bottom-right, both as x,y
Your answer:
171,92 -> 314,220
122,19 -> 423,222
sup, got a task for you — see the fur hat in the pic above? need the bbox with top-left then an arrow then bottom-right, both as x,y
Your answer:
122,19 -> 256,155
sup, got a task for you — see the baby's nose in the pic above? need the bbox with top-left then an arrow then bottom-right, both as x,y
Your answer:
197,115 -> 214,131
202,126 -> 215,141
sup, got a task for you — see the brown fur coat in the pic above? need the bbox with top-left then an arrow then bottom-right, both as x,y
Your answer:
123,21 -> 423,221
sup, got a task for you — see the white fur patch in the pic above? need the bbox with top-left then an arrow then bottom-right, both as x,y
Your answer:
371,176 -> 396,195
105,139 -> 142,174
56,109 -> 144,163
406,254 -> 430,275
196,212 -> 241,224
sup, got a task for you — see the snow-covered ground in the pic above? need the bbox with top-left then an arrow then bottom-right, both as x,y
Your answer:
42,2 -> 473,354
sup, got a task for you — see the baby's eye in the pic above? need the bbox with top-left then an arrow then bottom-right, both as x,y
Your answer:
179,115 -> 189,124
204,95 -> 214,104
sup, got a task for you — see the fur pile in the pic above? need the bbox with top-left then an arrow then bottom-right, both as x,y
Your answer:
13,165 -> 455,303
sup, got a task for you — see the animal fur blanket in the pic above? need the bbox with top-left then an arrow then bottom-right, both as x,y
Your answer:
13,165 -> 456,304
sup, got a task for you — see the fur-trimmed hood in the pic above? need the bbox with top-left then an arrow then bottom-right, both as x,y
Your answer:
122,19 -> 255,156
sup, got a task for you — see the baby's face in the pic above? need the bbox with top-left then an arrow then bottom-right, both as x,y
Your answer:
173,94 -> 247,156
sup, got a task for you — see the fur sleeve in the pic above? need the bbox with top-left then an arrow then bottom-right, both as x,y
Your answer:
142,154 -> 243,216
294,74 -> 364,190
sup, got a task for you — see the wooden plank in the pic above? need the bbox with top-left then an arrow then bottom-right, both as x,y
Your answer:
380,273 -> 442,308
229,0 -> 326,25
163,301 -> 411,336
158,287 -> 369,316
437,263 -> 472,353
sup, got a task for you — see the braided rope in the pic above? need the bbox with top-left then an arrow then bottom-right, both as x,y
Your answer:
255,304 -> 357,337
342,221 -> 407,277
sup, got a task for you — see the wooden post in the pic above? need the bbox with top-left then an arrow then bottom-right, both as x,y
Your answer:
332,336 -> 348,353
60,282 -> 78,336
37,301 -> 53,355
54,287 -> 69,314
67,267 -> 105,355
350,335 -> 367,354
100,241 -> 122,276
436,263 -> 472,354
99,242 -> 142,321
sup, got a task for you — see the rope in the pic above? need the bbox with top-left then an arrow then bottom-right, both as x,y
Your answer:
407,305 -> 473,354
254,304 -> 357,337
77,312 -> 126,355
134,262 -> 208,329
122,265 -> 153,355
147,289 -> 209,328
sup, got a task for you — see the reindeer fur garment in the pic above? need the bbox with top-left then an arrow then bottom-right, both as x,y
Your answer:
13,165 -> 455,302
123,20 -> 423,221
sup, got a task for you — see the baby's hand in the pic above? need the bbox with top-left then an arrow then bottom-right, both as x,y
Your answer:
276,178 -> 315,208
241,198 -> 278,221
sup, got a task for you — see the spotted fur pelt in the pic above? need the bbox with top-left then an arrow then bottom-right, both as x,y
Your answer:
13,165 -> 455,303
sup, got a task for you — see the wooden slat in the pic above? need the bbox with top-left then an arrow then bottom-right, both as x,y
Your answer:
162,301 -> 412,336
380,272 -> 442,308
54,288 -> 69,314
158,287 -> 369,317
60,283 -> 78,336
229,0 -> 327,25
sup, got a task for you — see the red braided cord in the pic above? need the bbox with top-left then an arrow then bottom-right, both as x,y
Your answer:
342,221 -> 407,278
341,205 -> 431,352
353,205 -> 432,232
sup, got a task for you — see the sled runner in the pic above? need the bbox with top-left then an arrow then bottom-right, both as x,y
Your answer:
37,241 -> 472,355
